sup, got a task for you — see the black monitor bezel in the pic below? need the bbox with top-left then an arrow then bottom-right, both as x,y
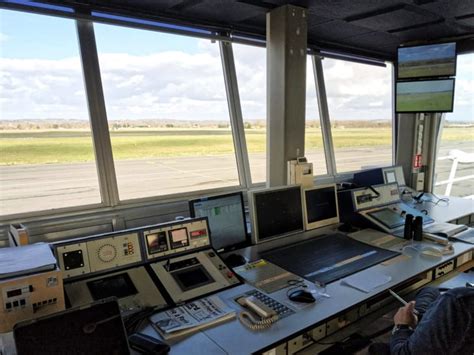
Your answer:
395,77 -> 456,113
396,42 -> 457,80
251,185 -> 304,244
189,191 -> 251,252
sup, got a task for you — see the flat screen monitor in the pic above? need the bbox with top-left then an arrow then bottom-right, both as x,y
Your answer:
189,192 -> 249,251
303,184 -> 339,230
397,42 -> 456,79
250,185 -> 304,243
396,78 -> 455,113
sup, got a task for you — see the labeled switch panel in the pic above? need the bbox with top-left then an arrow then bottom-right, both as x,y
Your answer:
87,233 -> 141,273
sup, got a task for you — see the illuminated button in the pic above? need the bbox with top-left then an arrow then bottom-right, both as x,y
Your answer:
226,271 -> 234,278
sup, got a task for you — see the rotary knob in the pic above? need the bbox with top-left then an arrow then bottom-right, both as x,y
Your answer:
97,244 -> 117,262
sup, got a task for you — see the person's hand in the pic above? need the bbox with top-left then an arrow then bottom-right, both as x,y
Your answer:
393,301 -> 418,328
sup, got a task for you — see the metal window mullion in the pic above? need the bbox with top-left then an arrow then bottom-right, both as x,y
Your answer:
219,41 -> 252,188
76,19 -> 120,206
312,55 -> 337,176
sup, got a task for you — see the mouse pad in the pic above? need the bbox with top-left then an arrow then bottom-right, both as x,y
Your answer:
261,233 -> 399,285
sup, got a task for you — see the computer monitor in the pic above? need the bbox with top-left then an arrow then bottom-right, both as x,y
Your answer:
397,42 -> 456,79
189,192 -> 249,251
249,185 -> 304,244
303,184 -> 339,230
396,78 -> 455,113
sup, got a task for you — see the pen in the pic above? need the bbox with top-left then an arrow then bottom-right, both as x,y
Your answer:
389,289 -> 419,315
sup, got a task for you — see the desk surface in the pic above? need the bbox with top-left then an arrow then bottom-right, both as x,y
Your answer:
136,227 -> 473,355
405,193 -> 473,223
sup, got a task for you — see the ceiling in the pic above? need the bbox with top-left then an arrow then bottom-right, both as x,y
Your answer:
41,0 -> 474,60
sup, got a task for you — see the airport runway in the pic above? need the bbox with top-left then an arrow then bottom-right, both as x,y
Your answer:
0,143 -> 472,215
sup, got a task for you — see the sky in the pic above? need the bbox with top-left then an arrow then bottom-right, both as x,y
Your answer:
0,9 -> 472,122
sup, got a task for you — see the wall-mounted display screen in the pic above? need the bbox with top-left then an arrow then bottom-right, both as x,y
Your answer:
87,273 -> 138,300
396,79 -> 455,113
146,231 -> 168,254
189,192 -> 249,251
397,42 -> 456,79
251,185 -> 304,243
169,228 -> 189,249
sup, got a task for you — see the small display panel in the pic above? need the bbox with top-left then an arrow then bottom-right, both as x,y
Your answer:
189,192 -> 249,251
169,228 -> 189,249
172,265 -> 214,292
368,208 -> 405,230
7,289 -> 22,298
252,186 -> 304,242
304,185 -> 339,228
384,170 -> 397,184
396,78 -> 455,113
87,273 -> 138,301
397,42 -> 456,79
146,231 -> 168,255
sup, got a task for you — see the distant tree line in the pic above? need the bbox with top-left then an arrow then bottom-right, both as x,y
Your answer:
0,118 -> 471,130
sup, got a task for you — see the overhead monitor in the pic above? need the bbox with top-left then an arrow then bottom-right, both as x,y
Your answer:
303,184 -> 339,230
189,192 -> 250,251
396,78 -> 455,113
397,42 -> 456,79
250,185 -> 304,243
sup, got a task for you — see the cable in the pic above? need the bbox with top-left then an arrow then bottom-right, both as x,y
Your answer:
238,312 -> 279,330
123,306 -> 157,334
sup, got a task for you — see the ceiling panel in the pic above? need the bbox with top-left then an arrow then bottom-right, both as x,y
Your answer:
29,0 -> 474,60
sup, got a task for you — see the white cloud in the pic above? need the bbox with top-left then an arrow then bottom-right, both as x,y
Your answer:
1,44 -> 472,122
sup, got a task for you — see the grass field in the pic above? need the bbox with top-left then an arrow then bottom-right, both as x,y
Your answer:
0,127 -> 472,165
396,91 -> 453,112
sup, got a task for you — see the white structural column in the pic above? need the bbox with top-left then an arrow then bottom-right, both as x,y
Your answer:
266,5 -> 307,187
76,19 -> 120,206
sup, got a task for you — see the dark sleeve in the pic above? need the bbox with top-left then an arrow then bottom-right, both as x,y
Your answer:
390,293 -> 468,355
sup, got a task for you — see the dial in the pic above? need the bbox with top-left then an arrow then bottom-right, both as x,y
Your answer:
97,244 -> 117,263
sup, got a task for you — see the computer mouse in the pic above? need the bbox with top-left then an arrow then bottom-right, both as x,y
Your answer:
224,253 -> 247,268
288,289 -> 316,303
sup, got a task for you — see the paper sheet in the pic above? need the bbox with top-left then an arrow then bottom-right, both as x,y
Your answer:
340,271 -> 392,293
0,243 -> 56,278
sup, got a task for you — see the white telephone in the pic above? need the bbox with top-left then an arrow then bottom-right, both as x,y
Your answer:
236,296 -> 279,330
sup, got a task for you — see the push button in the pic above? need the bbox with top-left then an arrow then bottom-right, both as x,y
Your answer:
6,302 -> 12,309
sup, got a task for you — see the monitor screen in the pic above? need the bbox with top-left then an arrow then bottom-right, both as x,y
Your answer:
169,228 -> 189,249
396,78 -> 455,113
251,185 -> 304,243
397,42 -> 456,79
304,185 -> 339,230
368,208 -> 405,230
189,192 -> 249,251
146,231 -> 168,255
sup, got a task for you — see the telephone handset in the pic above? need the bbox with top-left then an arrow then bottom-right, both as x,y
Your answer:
236,296 -> 279,330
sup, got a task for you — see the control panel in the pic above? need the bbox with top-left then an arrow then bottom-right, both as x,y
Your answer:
150,249 -> 240,303
54,232 -> 142,279
64,266 -> 168,315
0,269 -> 65,332
143,218 -> 211,261
360,202 -> 434,233
352,183 -> 400,211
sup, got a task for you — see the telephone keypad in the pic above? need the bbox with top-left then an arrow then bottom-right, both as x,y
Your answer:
245,290 -> 294,318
